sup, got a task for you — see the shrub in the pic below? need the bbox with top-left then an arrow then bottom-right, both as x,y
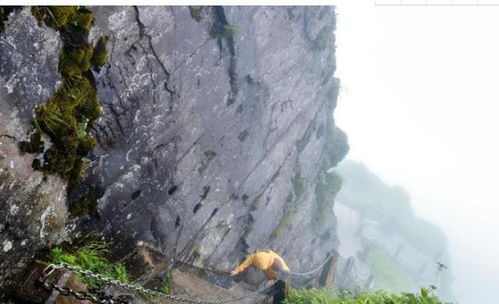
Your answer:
283,287 -> 448,304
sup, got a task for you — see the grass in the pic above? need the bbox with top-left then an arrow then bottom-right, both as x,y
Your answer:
158,272 -> 172,294
48,242 -> 129,287
283,287 -> 448,304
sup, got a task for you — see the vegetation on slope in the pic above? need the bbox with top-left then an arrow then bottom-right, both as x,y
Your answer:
335,160 -> 447,257
366,248 -> 415,292
271,169 -> 308,238
48,242 -> 128,287
283,287 -> 449,304
315,171 -> 342,227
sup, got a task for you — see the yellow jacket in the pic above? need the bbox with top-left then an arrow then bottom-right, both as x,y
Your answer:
232,250 -> 290,279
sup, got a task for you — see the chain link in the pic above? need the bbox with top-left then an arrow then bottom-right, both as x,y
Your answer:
40,263 -> 267,304
288,254 -> 333,277
38,280 -> 131,303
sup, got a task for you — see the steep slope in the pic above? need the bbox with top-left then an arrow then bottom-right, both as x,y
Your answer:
334,160 -> 454,300
0,6 -> 347,295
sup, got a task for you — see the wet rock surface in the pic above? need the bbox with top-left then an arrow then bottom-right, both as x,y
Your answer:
83,5 -> 342,276
0,6 -> 346,294
0,8 -> 67,296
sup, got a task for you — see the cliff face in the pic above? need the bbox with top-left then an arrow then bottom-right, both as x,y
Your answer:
0,9 -> 67,292
0,6 -> 347,294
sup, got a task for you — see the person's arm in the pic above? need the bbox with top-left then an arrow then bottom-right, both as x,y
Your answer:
230,254 -> 255,276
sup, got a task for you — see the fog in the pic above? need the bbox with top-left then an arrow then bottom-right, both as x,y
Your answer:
335,1 -> 499,303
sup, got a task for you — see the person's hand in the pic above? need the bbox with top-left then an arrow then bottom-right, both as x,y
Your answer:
265,279 -> 276,286
230,269 -> 239,276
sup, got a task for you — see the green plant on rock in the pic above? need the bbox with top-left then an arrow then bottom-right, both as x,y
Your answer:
210,23 -> 241,39
322,125 -> 349,170
20,6 -> 108,187
312,25 -> 334,51
48,242 -> 129,287
223,24 -> 241,35
189,6 -> 204,22
315,171 -> 342,227
283,286 -> 448,304
271,170 -> 308,239
91,36 -> 109,69
158,271 -> 172,294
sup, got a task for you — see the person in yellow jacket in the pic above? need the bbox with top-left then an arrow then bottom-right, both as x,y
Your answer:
230,249 -> 291,283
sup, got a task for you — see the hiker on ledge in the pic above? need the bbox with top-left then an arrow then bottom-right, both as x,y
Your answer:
230,249 -> 290,284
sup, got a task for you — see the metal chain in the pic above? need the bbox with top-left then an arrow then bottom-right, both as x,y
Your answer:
38,280 -> 130,304
42,263 -> 266,304
288,254 -> 333,277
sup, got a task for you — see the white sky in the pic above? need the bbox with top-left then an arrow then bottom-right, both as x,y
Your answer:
335,1 -> 499,303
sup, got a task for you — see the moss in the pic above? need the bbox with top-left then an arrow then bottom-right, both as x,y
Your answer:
325,171 -> 342,193
31,6 -> 76,29
209,23 -> 241,39
189,6 -> 204,22
59,44 -> 94,77
271,170 -> 308,239
71,7 -> 93,31
293,169 -> 307,198
30,6 -> 93,31
312,25 -> 333,51
19,6 -> 108,186
70,190 -> 96,217
19,132 -> 44,154
223,24 -> 241,35
323,125 -> 349,170
0,6 -> 20,32
315,171 -> 342,227
91,36 -> 109,69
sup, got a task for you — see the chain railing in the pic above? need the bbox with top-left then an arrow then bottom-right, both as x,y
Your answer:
38,263 -> 269,304
288,253 -> 333,277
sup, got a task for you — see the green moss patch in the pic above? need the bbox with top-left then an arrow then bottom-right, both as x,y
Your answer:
271,169 -> 308,239
20,6 -> 109,187
209,23 -> 241,39
322,125 -> 349,170
315,171 -> 342,227
91,36 -> 109,70
189,6 -> 204,22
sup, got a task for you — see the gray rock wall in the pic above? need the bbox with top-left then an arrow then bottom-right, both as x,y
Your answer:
0,6 -> 345,293
0,8 -> 67,296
